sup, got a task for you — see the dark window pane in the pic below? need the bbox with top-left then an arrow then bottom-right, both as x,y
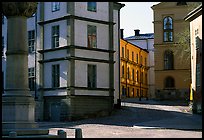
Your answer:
88,2 -> 96,12
88,64 -> 97,88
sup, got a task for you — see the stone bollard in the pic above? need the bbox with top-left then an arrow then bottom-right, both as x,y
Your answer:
75,128 -> 83,138
9,131 -> 17,138
58,130 -> 67,138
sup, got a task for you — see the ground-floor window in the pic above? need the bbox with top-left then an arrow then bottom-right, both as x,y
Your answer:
28,67 -> 35,91
52,64 -> 60,88
122,86 -> 126,96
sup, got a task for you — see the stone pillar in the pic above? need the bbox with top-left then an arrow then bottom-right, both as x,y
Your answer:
2,2 -> 38,130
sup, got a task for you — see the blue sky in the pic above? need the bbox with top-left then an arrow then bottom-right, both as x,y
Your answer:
119,2 -> 160,38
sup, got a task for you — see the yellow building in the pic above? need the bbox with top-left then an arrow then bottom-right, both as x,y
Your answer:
151,2 -> 200,100
120,39 -> 149,99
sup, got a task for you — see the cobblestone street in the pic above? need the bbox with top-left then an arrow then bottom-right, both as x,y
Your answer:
39,98 -> 202,138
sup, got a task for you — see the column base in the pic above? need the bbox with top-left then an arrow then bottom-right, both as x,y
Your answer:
2,96 -> 37,130
2,127 -> 49,136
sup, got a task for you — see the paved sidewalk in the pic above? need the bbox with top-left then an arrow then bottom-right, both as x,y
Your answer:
122,98 -> 202,130
38,98 -> 202,138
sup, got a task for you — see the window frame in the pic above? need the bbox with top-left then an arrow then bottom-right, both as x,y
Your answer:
132,51 -> 134,62
132,69 -> 135,81
122,65 -> 124,78
87,25 -> 97,48
28,30 -> 35,54
164,76 -> 175,89
127,67 -> 130,79
52,2 -> 60,12
87,2 -> 97,12
87,64 -> 97,88
52,25 -> 60,49
28,67 -> 35,91
122,47 -> 124,58
164,50 -> 174,70
163,16 -> 173,42
196,64 -> 200,87
52,64 -> 60,88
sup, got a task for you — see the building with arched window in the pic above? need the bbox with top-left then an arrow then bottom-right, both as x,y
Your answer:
151,2 -> 200,100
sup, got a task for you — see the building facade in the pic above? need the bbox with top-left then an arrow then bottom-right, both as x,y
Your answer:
151,2 -> 199,100
2,2 -> 124,121
120,38 -> 149,99
184,4 -> 202,113
125,29 -> 155,99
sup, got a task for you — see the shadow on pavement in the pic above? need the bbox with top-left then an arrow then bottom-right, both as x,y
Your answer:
38,99 -> 202,131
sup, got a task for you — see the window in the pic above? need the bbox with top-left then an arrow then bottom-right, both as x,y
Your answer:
88,25 -> 97,48
28,67 -> 35,91
52,2 -> 60,12
132,69 -> 135,81
122,65 -> 124,78
122,47 -> 124,58
52,25 -> 59,48
87,2 -> 96,12
141,72 -> 143,84
127,87 -> 129,97
127,67 -> 130,79
88,64 -> 97,88
164,50 -> 174,70
127,49 -> 129,59
136,70 -> 139,82
2,37 -> 4,56
163,16 -> 173,42
195,36 -> 200,49
195,29 -> 199,36
136,54 -> 138,63
28,30 -> 35,53
132,51 -> 134,61
196,64 -> 200,87
52,64 -> 60,88
122,86 -> 126,96
165,76 -> 175,88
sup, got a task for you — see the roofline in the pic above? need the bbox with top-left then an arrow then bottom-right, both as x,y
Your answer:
184,4 -> 202,21
120,39 -> 149,53
113,2 -> 125,10
125,37 -> 154,41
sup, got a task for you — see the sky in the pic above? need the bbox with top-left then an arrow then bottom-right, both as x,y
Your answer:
119,2 -> 160,38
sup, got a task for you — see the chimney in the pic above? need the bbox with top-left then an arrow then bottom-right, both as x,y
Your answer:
120,29 -> 124,39
134,29 -> 140,36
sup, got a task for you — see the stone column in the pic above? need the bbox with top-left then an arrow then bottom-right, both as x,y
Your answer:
2,2 -> 38,130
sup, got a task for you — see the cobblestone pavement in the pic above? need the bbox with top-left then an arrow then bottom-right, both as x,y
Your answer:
38,98 -> 202,138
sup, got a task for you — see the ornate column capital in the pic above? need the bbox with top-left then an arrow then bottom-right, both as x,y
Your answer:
2,2 -> 38,18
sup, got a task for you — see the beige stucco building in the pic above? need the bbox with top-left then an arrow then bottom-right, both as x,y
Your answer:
184,4 -> 202,113
151,2 -> 200,100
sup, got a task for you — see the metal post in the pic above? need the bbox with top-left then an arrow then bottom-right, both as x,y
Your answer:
75,128 -> 82,138
58,130 -> 67,138
9,131 -> 17,138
